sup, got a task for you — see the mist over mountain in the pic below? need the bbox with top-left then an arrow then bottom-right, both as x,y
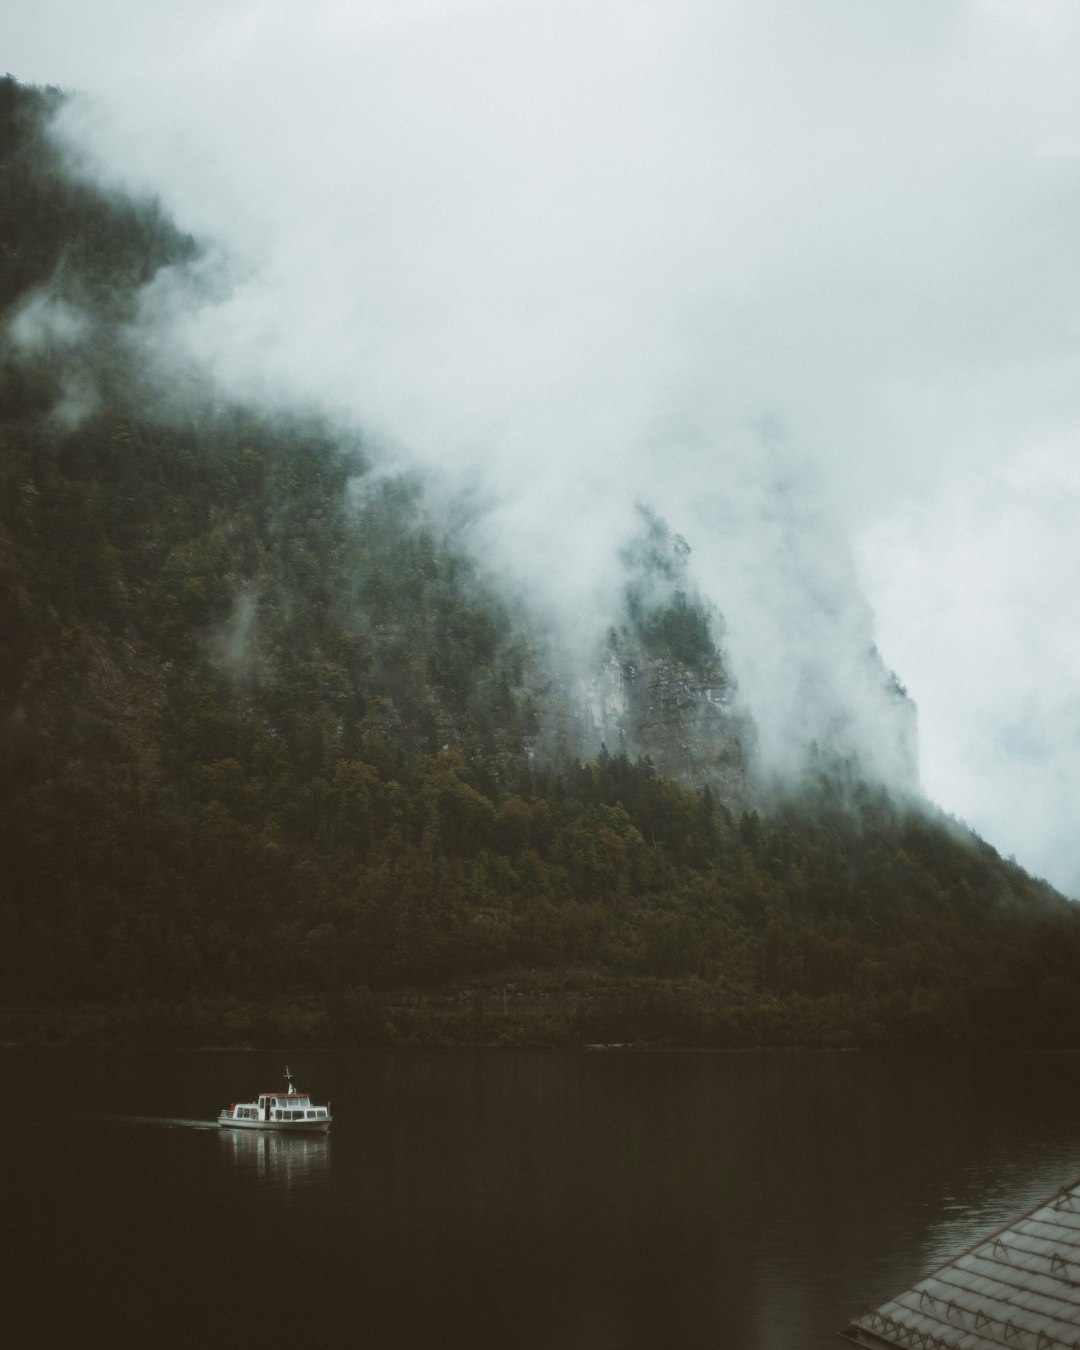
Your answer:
12,0 -> 1079,902
3,75 -> 1079,1050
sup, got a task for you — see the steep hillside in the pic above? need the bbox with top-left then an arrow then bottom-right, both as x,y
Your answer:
3,75 -> 1079,1050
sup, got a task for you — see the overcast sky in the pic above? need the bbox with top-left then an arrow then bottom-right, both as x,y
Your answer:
8,0 -> 1080,895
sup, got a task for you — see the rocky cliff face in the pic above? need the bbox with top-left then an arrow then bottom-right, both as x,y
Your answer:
617,655 -> 755,802
517,508 -> 763,809
528,643 -> 759,813
525,632 -> 918,813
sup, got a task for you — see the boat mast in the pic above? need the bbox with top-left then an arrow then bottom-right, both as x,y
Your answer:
284,1064 -> 295,1095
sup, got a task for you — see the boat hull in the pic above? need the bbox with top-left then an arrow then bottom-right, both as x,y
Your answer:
218,1116 -> 331,1133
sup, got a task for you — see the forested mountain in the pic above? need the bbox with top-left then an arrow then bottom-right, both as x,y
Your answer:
3,74 -> 1079,1049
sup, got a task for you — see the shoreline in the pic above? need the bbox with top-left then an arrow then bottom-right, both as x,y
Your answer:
0,968 -> 1061,1053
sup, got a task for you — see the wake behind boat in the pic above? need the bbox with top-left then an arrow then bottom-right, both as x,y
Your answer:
217,1065 -> 332,1133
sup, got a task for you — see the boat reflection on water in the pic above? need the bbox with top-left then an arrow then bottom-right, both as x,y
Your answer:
219,1124 -> 331,1191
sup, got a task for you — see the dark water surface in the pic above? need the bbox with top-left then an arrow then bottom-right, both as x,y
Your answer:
6,1048 -> 1080,1348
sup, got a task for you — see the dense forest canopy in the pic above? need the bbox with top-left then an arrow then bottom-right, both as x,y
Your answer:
3,75 -> 1079,1049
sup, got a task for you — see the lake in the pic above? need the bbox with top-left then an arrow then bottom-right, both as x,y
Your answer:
6,1048 -> 1080,1347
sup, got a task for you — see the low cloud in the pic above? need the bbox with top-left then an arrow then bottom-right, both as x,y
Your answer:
6,288 -> 101,426
8,289 -> 90,354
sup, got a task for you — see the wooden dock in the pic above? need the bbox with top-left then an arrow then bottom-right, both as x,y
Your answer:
842,1178 -> 1080,1349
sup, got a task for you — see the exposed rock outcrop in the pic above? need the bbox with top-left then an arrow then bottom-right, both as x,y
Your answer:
527,642 -> 759,814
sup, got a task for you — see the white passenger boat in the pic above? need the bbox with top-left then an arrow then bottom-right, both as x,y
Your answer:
217,1066 -> 332,1132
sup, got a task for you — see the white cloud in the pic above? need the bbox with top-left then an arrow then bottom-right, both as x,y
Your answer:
7,0 -> 1080,892
857,453 -> 1080,894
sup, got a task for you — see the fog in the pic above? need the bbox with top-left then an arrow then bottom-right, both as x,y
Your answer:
8,0 -> 1080,894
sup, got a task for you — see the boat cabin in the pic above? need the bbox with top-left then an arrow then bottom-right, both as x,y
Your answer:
255,1092 -> 329,1124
